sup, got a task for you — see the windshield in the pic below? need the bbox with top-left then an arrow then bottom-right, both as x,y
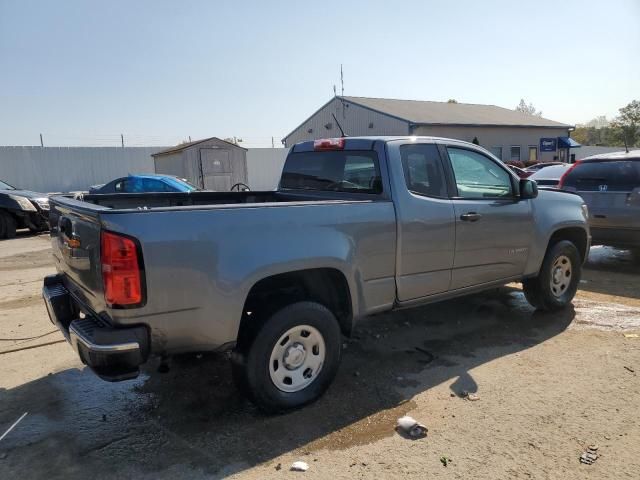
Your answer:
280,151 -> 382,194
0,179 -> 16,190
162,177 -> 199,192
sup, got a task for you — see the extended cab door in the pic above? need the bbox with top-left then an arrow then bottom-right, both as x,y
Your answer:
443,145 -> 533,290
387,141 -> 456,301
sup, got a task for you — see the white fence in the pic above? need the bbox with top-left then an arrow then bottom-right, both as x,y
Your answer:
0,146 -> 159,193
246,148 -> 289,190
0,145 -> 288,193
574,146 -> 627,160
1,144 -> 630,194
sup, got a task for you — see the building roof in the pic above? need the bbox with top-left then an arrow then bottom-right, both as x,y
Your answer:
340,96 -> 572,129
151,137 -> 246,156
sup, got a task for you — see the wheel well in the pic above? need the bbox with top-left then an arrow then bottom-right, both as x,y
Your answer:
548,227 -> 589,262
238,268 -> 353,346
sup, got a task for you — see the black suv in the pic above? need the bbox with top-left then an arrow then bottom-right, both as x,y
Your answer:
0,179 -> 50,239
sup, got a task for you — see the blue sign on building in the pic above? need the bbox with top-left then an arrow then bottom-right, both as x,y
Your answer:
540,138 -> 557,152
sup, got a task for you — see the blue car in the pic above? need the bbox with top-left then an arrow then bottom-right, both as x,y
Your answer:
89,174 -> 200,194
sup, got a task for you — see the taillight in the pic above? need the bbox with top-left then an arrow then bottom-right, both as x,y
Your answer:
558,161 -> 581,189
101,231 -> 144,307
314,138 -> 345,151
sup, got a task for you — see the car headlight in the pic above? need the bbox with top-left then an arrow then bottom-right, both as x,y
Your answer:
33,197 -> 50,210
8,194 -> 37,212
581,204 -> 589,220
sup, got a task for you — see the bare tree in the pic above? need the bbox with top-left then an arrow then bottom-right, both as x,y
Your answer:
516,99 -> 542,117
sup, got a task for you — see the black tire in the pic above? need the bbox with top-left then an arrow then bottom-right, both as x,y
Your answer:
28,217 -> 49,233
522,240 -> 581,311
231,301 -> 342,413
0,211 -> 17,239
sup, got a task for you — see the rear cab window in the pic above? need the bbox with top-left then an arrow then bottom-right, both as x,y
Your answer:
280,150 -> 382,194
564,160 -> 640,192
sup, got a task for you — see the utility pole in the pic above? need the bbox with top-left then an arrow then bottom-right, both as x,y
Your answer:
40,133 -> 43,147
189,136 -> 192,142
121,133 -> 124,148
271,136 -> 274,148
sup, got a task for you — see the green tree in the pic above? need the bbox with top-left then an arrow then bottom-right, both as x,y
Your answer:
611,100 -> 640,147
447,99 -> 458,103
571,127 -> 589,145
516,99 -> 542,117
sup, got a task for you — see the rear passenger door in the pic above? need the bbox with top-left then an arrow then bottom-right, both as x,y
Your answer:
444,146 -> 533,290
390,142 -> 456,301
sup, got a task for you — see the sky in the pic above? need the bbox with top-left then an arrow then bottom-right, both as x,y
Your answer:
1,0 -> 639,148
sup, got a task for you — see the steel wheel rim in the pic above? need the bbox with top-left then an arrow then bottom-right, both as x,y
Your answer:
550,254 -> 572,297
269,324 -> 325,393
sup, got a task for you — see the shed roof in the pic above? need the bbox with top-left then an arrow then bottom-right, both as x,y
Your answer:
340,96 -> 572,129
152,137 -> 246,157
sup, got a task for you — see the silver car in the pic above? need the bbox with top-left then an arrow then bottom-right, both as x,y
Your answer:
560,150 -> 640,249
529,163 -> 572,187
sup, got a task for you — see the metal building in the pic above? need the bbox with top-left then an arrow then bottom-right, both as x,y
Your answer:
152,137 -> 247,191
283,96 -> 580,163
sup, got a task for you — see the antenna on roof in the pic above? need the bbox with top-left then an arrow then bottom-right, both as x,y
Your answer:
340,64 -> 344,96
332,113 -> 347,138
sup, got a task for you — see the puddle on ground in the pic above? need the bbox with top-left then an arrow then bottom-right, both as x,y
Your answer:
572,298 -> 640,331
307,399 -> 418,451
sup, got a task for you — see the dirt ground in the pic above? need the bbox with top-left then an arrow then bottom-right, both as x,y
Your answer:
1,232 -> 639,479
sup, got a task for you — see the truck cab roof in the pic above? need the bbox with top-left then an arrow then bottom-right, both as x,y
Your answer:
291,136 -> 480,153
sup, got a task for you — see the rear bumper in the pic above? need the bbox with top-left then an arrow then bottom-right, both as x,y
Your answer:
42,274 -> 150,381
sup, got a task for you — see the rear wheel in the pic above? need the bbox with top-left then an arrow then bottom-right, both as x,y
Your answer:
231,301 -> 342,413
0,211 -> 17,239
523,240 -> 581,311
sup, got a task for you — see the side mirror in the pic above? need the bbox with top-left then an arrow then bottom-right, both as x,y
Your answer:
519,179 -> 538,199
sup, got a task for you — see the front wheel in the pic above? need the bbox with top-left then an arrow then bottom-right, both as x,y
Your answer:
522,240 -> 581,311
231,301 -> 342,413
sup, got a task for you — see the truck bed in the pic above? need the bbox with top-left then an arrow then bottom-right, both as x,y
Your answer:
77,190 -> 373,210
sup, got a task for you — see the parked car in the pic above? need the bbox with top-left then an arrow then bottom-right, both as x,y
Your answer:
0,179 -> 49,238
507,164 -> 532,178
524,162 -> 565,173
89,174 -> 200,194
559,150 -> 640,249
43,136 -> 589,412
529,164 -> 573,187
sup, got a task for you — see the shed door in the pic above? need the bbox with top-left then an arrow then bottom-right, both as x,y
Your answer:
200,149 -> 232,191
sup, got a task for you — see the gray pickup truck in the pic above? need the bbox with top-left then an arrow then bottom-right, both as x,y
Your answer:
43,136 -> 590,412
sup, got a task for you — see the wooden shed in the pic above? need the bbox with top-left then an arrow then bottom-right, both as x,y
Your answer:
152,137 -> 248,191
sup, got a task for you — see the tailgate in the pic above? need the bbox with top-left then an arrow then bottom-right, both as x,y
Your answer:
49,196 -> 107,313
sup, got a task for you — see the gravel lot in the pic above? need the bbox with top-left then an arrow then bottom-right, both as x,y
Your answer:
1,232 -> 639,479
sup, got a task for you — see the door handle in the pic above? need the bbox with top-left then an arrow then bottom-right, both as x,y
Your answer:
460,212 -> 482,222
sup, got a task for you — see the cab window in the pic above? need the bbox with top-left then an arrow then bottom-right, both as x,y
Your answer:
399,144 -> 447,198
447,147 -> 513,198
